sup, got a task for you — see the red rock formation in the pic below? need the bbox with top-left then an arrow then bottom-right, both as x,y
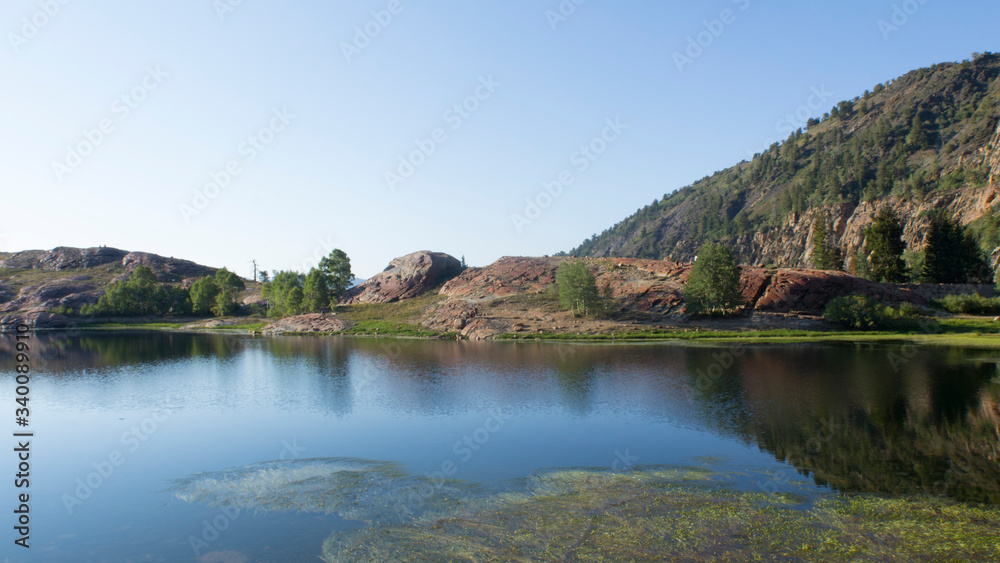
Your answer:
341,251 -> 463,304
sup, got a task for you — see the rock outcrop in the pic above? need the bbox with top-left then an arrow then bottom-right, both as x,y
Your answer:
341,251 -> 463,304
441,257 -> 560,300
121,252 -> 216,281
1,247 -> 128,270
261,314 -> 348,334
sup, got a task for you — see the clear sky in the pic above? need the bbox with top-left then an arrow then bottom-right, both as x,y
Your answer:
2,1 -> 998,278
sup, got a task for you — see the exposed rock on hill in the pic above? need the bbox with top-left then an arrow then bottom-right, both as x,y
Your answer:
121,252 -> 216,281
261,313 -> 348,335
441,257 -> 560,300
341,251 -> 463,304
1,246 -> 128,270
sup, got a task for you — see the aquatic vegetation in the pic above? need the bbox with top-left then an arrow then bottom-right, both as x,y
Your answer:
318,467 -> 1000,562
172,459 -> 1000,560
170,458 -> 474,523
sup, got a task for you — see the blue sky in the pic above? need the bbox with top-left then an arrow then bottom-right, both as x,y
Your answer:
2,0 -> 998,278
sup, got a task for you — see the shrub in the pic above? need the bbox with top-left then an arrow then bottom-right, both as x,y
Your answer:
933,294 -> 1000,315
823,295 -> 889,330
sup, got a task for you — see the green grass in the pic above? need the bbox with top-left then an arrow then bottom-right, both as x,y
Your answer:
82,321 -> 191,330
202,321 -> 269,332
338,320 -> 444,338
336,291 -> 446,324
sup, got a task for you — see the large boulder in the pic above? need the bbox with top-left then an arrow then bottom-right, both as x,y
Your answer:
261,314 -> 348,334
341,251 -> 463,304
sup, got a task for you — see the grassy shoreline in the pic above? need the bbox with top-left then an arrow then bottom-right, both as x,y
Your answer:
34,316 -> 1000,348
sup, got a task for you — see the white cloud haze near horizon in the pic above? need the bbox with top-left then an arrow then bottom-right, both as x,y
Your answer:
1,0 -> 997,277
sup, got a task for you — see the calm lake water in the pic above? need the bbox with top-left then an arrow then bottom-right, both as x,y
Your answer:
2,331 -> 999,562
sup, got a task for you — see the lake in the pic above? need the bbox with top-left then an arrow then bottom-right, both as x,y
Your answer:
3,331 -> 999,561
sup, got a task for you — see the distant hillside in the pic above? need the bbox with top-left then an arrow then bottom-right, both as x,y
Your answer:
570,53 -> 1000,274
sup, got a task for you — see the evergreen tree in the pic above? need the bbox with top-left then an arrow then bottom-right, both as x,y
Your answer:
318,249 -> 354,305
684,243 -> 744,316
812,215 -> 844,270
865,208 -> 908,283
906,114 -> 929,149
922,216 -> 991,283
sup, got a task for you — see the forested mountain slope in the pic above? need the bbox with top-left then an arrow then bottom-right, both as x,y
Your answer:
571,53 -> 1000,274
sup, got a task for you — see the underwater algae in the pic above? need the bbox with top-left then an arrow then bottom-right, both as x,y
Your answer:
171,460 -> 1000,562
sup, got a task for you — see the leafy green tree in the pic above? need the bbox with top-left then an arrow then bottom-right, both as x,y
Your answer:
303,268 -> 330,312
319,249 -> 354,304
812,215 -> 843,270
95,266 -> 191,316
684,243 -> 744,316
865,208 -> 908,283
211,268 -> 246,317
261,271 -> 305,318
190,276 -> 219,316
556,260 -> 603,317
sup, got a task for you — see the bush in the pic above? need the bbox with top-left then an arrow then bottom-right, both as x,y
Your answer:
933,294 -> 1000,315
823,295 -> 889,330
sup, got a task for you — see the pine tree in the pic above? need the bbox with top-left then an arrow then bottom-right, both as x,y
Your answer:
812,215 -> 844,270
865,208 -> 908,283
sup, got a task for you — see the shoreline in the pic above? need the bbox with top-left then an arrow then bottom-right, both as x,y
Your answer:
20,318 -> 1000,349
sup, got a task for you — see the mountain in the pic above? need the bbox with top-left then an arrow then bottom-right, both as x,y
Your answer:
570,53 -> 1000,275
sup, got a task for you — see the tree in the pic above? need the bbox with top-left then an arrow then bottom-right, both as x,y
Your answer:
922,216 -> 991,283
906,114 -> 930,149
303,268 -> 330,312
209,268 -> 246,317
684,243 -> 744,316
259,270 -> 270,283
95,266 -> 188,316
865,208 -> 908,283
261,271 -> 305,318
812,215 -> 844,270
318,249 -> 354,304
556,260 -> 603,317
190,276 -> 219,316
